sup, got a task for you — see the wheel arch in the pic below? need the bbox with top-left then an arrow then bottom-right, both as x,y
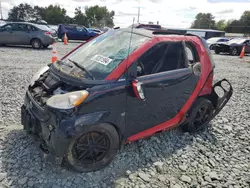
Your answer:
30,37 -> 42,45
103,122 -> 123,146
197,95 -> 217,109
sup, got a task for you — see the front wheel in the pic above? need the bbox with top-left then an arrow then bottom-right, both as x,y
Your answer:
215,48 -> 220,54
181,98 -> 214,133
64,123 -> 120,172
209,44 -> 215,50
230,47 -> 238,56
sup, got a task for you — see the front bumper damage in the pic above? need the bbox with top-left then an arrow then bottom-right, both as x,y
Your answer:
209,79 -> 233,120
21,91 -> 71,165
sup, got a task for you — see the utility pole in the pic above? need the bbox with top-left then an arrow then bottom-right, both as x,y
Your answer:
137,7 -> 140,23
0,0 -> 3,20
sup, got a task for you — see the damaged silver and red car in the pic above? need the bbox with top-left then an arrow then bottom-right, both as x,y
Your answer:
21,28 -> 233,172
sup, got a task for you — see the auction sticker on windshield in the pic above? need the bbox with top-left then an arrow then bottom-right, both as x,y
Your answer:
91,55 -> 113,66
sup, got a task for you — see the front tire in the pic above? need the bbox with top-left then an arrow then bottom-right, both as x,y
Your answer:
230,47 -> 238,56
215,48 -> 220,54
31,39 -> 42,49
209,44 -> 215,50
64,123 -> 120,173
181,98 -> 214,133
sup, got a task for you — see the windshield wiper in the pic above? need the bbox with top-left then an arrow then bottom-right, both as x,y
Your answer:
68,59 -> 95,80
57,60 -> 73,68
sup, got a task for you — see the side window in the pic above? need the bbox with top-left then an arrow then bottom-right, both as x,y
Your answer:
31,26 -> 38,31
15,24 -> 29,31
66,26 -> 76,31
185,46 -> 194,63
245,40 -> 250,45
185,42 -> 199,64
1,24 -> 12,31
137,42 -> 188,77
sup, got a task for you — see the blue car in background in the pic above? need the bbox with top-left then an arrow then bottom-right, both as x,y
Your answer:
87,28 -> 103,34
57,24 -> 99,41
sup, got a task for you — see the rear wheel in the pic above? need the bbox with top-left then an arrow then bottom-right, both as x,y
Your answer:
181,98 -> 214,133
230,47 -> 238,56
215,48 -> 220,54
64,123 -> 120,172
31,39 -> 42,49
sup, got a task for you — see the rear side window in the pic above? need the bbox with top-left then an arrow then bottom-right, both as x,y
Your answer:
15,24 -> 29,31
65,25 -> 76,31
184,42 -> 199,64
31,26 -> 38,31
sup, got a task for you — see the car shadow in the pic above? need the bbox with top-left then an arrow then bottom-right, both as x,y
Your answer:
0,45 -> 52,50
0,124 -> 217,188
213,52 -> 250,57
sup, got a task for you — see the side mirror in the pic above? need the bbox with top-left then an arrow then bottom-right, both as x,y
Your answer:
191,62 -> 201,76
132,80 -> 146,101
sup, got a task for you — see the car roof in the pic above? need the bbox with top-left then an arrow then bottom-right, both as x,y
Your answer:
5,22 -> 37,26
121,28 -> 199,39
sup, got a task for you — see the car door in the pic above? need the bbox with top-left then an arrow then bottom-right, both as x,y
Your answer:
125,41 -> 200,138
0,24 -> 15,44
64,26 -> 76,40
12,24 -> 32,45
75,26 -> 89,40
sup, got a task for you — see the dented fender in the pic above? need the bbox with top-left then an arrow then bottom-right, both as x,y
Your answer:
59,111 -> 110,138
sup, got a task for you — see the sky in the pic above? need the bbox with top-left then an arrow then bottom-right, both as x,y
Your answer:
1,0 -> 250,28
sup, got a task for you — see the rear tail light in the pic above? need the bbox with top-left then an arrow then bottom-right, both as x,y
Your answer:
45,32 -> 52,35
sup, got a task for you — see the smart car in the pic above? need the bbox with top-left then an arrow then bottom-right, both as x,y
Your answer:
21,28 -> 233,172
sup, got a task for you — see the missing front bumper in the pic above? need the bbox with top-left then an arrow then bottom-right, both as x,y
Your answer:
21,100 -> 70,166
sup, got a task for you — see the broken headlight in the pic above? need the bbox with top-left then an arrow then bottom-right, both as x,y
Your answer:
46,90 -> 89,109
30,66 -> 50,86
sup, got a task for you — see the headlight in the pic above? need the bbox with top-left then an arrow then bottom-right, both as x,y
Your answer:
46,90 -> 89,109
30,66 -> 50,86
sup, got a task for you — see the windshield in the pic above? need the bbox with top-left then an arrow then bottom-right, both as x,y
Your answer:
59,30 -> 150,80
228,38 -> 246,44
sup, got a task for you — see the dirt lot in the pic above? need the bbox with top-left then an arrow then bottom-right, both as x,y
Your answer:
0,42 -> 250,188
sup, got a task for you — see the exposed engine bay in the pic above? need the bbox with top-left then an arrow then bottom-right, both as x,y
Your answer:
29,70 -> 80,106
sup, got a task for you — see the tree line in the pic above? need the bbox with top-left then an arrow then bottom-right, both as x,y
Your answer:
7,3 -> 115,28
191,11 -> 250,33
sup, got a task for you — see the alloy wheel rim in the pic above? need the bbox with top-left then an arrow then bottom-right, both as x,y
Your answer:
34,42 -> 40,48
232,49 -> 237,55
73,132 -> 110,164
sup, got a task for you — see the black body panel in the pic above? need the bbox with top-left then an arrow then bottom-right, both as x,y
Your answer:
215,44 -> 231,53
125,68 -> 199,137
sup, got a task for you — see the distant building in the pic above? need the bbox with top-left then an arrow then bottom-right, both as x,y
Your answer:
225,33 -> 244,38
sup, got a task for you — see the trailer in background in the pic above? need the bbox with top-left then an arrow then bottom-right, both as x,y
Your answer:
161,28 -> 225,40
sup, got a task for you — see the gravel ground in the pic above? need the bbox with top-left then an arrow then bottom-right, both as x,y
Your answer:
0,43 -> 250,188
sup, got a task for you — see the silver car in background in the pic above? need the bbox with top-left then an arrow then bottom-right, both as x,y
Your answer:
0,22 -> 57,49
